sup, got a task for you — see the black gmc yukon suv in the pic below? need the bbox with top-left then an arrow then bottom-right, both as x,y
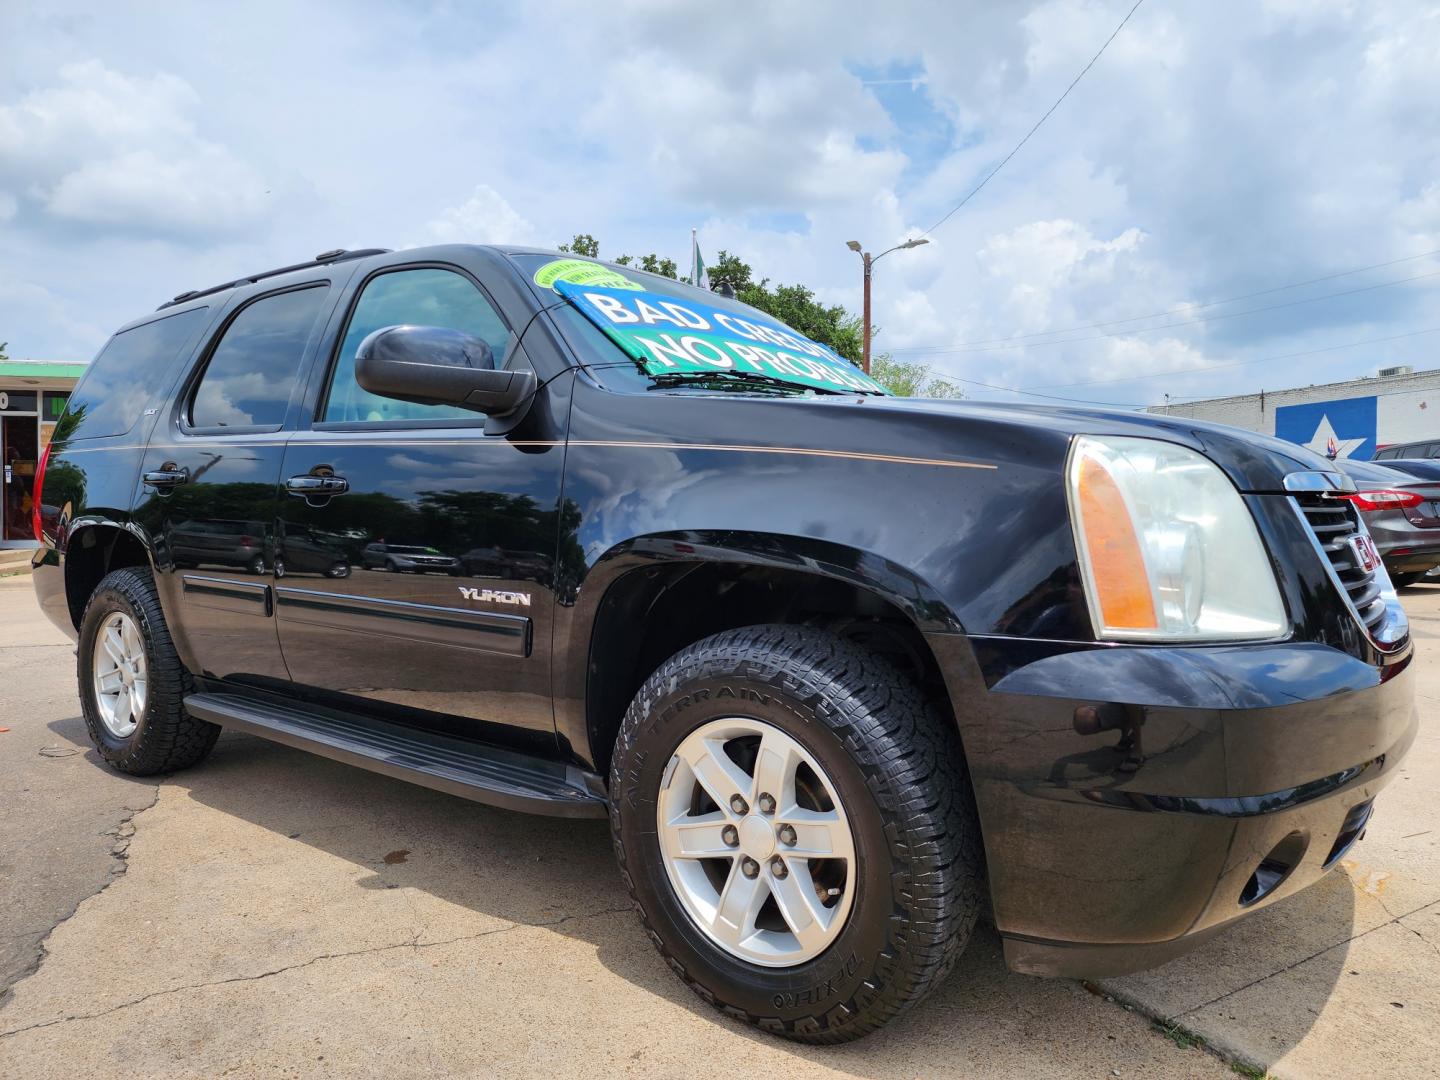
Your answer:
32,245 -> 1416,1042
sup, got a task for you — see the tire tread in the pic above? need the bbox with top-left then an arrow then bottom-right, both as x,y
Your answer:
609,623 -> 983,1044
79,566 -> 220,776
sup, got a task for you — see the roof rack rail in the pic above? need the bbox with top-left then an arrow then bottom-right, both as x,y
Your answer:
157,248 -> 392,310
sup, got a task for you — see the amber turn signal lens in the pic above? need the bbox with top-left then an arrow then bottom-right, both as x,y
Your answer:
1075,453 -> 1158,630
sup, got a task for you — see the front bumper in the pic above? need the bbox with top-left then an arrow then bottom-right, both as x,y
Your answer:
928,634 -> 1417,978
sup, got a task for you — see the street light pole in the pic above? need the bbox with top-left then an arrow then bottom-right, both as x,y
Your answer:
861,252 -> 873,374
846,237 -> 928,375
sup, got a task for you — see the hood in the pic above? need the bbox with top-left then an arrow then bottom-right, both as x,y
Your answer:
817,395 -> 1337,493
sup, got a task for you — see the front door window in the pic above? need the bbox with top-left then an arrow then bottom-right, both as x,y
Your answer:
321,267 -> 512,424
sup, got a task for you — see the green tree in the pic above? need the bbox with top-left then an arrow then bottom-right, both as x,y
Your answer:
706,251 -> 754,292
869,355 -> 966,399
613,252 -> 679,278
557,233 -> 600,258
561,234 -> 678,279
558,238 -> 930,382
706,251 -> 863,365
0,342 -> 8,360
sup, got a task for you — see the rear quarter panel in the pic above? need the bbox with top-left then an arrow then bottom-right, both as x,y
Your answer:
35,302 -> 221,634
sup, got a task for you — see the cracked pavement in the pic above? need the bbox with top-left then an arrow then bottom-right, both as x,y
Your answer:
1,574 -> 1436,1078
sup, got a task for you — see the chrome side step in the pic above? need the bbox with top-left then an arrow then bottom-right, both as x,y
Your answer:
185,692 -> 606,818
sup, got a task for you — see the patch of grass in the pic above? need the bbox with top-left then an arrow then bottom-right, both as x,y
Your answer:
1152,1019 -> 1206,1051
1150,1019 -> 1272,1078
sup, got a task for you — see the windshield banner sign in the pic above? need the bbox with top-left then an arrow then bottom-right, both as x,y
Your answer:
554,281 -> 886,395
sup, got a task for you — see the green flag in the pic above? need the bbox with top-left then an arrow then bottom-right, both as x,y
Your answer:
691,230 -> 708,289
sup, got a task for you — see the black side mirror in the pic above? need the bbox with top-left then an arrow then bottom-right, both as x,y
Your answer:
355,325 -> 536,417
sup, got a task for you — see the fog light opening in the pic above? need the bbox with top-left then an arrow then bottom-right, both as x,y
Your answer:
1324,801 -> 1375,869
1240,831 -> 1307,907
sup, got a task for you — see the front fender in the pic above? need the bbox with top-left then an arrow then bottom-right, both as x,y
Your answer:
551,528 -> 969,771
587,530 -> 963,631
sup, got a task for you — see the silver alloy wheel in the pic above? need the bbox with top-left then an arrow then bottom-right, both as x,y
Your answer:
92,611 -> 147,739
658,717 -> 857,967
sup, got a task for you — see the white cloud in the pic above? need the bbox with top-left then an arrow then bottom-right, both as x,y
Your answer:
424,185 -> 536,246
978,220 -> 1145,332
0,274 -> 109,360
1,0 -> 1438,406
0,60 -> 264,236
583,32 -> 904,211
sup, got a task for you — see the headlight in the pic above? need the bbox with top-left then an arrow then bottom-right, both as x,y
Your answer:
1066,435 -> 1286,641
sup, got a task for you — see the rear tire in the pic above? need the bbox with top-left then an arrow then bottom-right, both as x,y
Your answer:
609,624 -> 983,1043
1391,571 -> 1421,588
78,567 -> 220,776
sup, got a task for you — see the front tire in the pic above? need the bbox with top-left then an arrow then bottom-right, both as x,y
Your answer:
78,567 -> 221,776
610,625 -> 982,1043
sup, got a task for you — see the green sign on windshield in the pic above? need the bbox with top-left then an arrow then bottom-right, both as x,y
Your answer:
555,281 -> 886,395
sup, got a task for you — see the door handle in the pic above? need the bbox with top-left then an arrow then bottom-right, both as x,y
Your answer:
143,467 -> 189,488
286,475 -> 349,496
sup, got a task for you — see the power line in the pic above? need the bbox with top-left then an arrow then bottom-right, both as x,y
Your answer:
916,325 -> 1440,409
1024,325 -> 1440,390
923,373 -> 1143,407
920,0 -> 1147,238
914,247 -> 1440,349
892,268 -> 1440,356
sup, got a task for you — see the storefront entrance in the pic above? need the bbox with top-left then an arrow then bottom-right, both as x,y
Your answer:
2,409 -> 40,542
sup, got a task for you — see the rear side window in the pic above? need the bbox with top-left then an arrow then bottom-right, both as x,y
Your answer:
63,308 -> 209,440
322,267 -> 511,424
190,286 -> 330,430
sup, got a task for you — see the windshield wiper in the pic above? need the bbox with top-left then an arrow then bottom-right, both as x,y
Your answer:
646,370 -> 870,397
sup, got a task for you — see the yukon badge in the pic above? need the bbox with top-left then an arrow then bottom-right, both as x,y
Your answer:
459,586 -> 532,607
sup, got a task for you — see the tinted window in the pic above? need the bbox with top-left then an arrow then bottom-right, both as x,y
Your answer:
323,268 -> 511,423
191,287 -> 329,430
64,308 -> 208,440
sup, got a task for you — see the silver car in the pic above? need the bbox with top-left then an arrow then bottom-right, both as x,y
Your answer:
1333,457 -> 1440,586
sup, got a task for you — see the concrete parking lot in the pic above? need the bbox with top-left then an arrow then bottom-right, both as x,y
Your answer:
1,570 -> 1435,1079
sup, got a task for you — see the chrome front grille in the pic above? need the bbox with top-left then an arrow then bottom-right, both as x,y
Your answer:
1295,494 -> 1387,635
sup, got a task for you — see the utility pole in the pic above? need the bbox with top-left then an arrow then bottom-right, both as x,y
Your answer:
846,237 -> 928,375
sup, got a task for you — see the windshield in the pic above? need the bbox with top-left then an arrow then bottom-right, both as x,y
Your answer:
508,253 -> 884,397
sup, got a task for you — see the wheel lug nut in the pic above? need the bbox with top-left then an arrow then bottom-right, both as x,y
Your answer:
770,857 -> 788,879
778,825 -> 797,846
741,857 -> 759,879
729,795 -> 749,815
758,793 -> 776,814
721,824 -> 739,847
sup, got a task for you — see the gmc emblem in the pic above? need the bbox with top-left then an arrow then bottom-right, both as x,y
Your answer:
1348,533 -> 1381,575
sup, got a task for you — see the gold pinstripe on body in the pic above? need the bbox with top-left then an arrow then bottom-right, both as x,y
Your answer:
85,434 -> 996,471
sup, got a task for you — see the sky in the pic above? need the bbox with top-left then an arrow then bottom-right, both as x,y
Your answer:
2,0 -> 1438,410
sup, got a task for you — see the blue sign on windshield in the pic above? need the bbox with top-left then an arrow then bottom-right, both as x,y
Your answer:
555,281 -> 886,395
